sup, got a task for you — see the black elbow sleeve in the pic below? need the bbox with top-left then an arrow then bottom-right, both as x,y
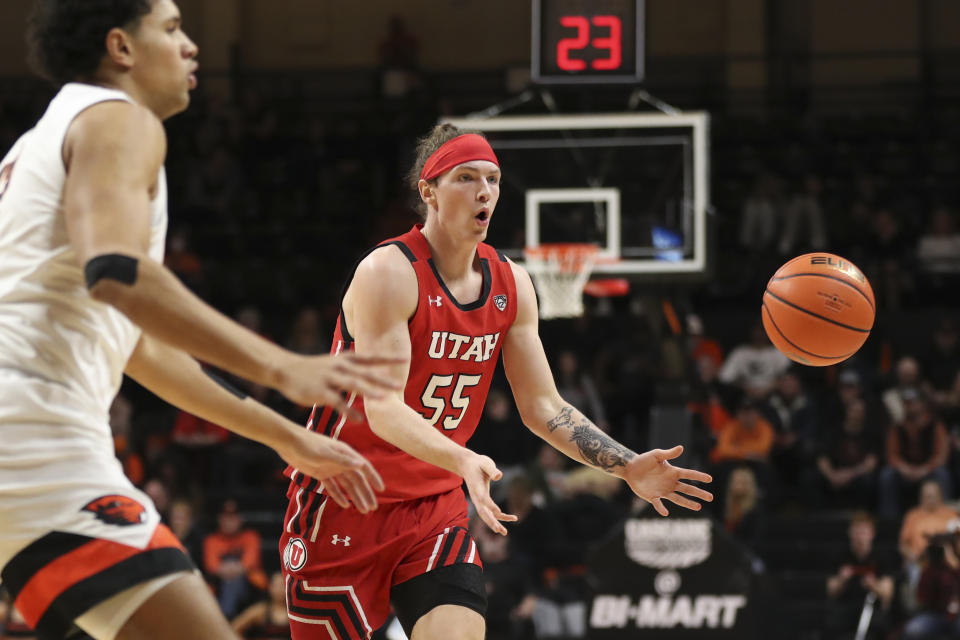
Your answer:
84,254 -> 139,289
204,369 -> 248,400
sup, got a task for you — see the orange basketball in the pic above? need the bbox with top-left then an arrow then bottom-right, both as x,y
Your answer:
761,253 -> 875,367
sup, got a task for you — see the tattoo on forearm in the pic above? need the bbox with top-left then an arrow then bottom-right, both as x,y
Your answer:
546,406 -> 573,432
546,405 -> 636,471
570,425 -> 636,471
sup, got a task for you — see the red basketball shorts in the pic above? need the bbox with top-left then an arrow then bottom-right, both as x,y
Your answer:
279,485 -> 481,639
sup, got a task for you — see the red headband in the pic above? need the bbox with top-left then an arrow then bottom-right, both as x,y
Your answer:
419,134 -> 499,181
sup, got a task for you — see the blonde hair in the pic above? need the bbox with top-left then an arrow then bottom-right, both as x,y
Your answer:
406,123 -> 488,219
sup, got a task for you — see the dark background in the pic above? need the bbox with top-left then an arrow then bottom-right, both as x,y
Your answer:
1,1 -> 959,639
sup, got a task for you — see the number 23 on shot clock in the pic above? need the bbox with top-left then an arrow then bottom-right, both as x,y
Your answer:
532,0 -> 645,84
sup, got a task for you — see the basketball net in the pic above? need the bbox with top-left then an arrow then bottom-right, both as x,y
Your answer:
523,243 -> 598,319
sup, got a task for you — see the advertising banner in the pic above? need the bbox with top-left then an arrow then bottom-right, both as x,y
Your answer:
587,513 -> 761,639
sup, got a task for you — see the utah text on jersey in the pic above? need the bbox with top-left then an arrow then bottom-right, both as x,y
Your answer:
427,331 -> 500,362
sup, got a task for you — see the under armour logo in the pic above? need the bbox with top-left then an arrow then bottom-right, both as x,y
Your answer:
331,535 -> 351,546
428,296 -> 443,307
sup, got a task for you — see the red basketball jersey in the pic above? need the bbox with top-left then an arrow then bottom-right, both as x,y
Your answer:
285,225 -> 518,503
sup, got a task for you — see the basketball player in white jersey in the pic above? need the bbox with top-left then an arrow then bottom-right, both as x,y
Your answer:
0,1 -> 399,638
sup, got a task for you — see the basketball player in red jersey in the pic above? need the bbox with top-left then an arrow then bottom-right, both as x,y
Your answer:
281,123 -> 713,640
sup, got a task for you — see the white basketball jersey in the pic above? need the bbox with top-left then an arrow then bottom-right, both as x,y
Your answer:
0,83 -> 167,487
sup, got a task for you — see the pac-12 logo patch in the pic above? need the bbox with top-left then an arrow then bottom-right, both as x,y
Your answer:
81,495 -> 147,527
284,538 -> 308,571
494,294 -> 507,311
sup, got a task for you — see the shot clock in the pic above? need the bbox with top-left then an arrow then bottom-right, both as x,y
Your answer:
532,0 -> 645,84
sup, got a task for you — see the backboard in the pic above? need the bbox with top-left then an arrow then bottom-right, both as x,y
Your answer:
441,112 -> 710,278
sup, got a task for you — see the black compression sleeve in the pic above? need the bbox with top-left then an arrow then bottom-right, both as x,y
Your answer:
204,369 -> 248,400
84,254 -> 139,289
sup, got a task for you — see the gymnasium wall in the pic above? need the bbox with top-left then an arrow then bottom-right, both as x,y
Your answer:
0,0 -> 955,86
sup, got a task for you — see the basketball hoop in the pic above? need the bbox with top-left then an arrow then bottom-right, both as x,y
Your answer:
584,278 -> 630,298
523,243 -> 599,319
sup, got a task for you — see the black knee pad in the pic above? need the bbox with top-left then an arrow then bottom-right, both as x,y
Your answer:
391,563 -> 487,637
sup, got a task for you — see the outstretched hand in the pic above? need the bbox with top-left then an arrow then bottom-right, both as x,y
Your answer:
623,446 -> 713,516
278,429 -> 385,513
277,352 -> 404,418
460,453 -> 518,535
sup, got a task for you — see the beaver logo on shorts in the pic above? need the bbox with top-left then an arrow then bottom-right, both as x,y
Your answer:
284,538 -> 307,571
81,495 -> 147,526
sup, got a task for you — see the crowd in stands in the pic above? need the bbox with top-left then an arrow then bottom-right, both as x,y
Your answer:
0,62 -> 959,640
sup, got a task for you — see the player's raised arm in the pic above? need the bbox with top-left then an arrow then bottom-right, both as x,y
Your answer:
125,333 -> 383,512
346,245 -> 517,534
62,101 -> 401,413
501,261 -> 713,516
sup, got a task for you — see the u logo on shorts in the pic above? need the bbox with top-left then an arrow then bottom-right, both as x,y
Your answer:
284,538 -> 307,572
